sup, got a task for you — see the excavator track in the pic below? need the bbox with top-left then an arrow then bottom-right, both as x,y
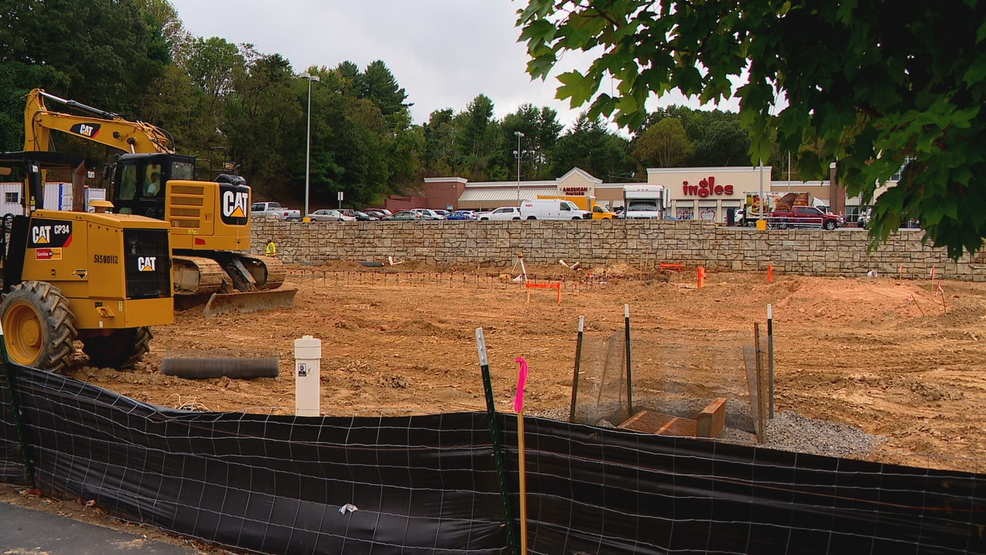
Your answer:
172,254 -> 296,316
238,254 -> 286,290
173,256 -> 227,295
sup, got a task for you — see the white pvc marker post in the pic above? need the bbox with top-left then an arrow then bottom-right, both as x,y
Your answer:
294,335 -> 322,416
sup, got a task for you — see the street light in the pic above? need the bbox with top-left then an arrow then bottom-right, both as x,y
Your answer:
299,73 -> 320,218
514,131 -> 525,203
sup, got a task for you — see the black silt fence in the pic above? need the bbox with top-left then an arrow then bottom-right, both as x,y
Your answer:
2,364 -> 984,554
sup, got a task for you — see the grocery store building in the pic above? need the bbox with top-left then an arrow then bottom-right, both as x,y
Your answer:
396,165 -> 875,224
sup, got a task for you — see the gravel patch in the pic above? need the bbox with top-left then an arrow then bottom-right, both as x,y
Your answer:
761,410 -> 885,459
533,400 -> 885,461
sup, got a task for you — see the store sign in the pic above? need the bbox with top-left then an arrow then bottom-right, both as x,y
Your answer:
561,186 -> 589,196
682,176 -> 734,197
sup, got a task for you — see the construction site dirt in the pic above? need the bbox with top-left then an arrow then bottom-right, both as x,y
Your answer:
0,263 -> 986,552
58,261 -> 986,475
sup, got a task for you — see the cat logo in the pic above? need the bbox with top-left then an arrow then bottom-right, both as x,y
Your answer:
137,256 -> 157,272
222,190 -> 249,219
31,225 -> 51,244
69,122 -> 101,138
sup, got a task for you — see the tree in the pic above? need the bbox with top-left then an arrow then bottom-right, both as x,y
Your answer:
502,104 -> 564,180
0,0 -> 170,150
457,94 -> 500,180
361,60 -> 410,118
422,108 -> 459,177
185,37 -> 242,111
0,0 -> 165,112
548,112 -> 634,180
692,120 -> 751,167
138,0 -> 190,63
223,50 -> 301,195
632,118 -> 693,168
519,1 -> 986,258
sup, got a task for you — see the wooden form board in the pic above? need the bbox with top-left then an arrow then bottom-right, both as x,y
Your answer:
618,398 -> 727,439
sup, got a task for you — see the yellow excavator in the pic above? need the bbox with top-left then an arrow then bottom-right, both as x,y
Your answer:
0,151 -> 174,371
23,88 -> 296,316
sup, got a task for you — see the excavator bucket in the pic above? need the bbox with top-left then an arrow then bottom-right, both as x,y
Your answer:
201,287 -> 298,317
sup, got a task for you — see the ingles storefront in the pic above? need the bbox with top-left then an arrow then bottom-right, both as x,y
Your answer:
648,166 -> 771,223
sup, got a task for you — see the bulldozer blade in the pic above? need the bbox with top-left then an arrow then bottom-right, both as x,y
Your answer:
201,288 -> 298,317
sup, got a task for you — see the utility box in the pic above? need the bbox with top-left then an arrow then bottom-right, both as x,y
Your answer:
294,335 -> 322,416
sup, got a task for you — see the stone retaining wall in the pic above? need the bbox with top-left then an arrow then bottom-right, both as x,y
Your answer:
252,219 -> 986,281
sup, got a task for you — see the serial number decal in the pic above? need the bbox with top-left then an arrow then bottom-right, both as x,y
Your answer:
93,254 -> 120,264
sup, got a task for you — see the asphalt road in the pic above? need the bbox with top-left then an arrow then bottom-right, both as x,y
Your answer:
0,501 -> 198,554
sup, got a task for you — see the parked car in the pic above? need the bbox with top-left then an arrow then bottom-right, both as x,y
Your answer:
387,210 -> 422,220
857,208 -> 871,228
353,211 -> 379,221
447,210 -> 477,221
411,209 -> 446,220
336,209 -> 364,219
365,209 -> 391,219
479,206 -> 522,221
768,206 -> 844,230
307,209 -> 354,222
252,201 -> 302,221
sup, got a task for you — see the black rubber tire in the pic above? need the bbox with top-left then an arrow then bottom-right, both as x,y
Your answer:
824,220 -> 837,230
0,281 -> 77,372
527,216 -> 537,220
80,327 -> 152,369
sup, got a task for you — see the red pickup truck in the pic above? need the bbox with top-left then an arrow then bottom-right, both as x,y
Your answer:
768,206 -> 844,230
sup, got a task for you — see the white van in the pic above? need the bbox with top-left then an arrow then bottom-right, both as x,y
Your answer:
519,199 -> 592,220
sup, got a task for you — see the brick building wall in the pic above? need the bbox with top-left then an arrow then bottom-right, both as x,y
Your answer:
253,219 -> 986,281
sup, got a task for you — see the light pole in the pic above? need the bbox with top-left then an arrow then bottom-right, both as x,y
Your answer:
299,73 -> 320,218
514,131 -> 525,203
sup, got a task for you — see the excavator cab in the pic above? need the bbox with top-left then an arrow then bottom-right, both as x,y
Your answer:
111,152 -> 196,218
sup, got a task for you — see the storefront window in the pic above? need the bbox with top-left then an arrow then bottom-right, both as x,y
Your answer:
676,201 -> 695,220
846,206 -> 861,223
698,201 -> 718,221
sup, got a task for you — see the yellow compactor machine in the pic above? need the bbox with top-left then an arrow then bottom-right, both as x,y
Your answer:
0,152 -> 174,371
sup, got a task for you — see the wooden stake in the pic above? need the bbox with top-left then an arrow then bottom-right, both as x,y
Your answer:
514,357 -> 530,555
909,295 -> 926,316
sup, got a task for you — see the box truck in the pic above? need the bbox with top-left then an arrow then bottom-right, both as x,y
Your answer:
537,195 -> 616,219
621,185 -> 667,219
519,199 -> 592,220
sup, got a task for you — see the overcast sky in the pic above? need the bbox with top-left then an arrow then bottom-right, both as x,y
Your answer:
167,1 -> 736,131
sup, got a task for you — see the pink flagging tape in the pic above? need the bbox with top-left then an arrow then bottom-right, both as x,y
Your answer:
514,357 -> 529,413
